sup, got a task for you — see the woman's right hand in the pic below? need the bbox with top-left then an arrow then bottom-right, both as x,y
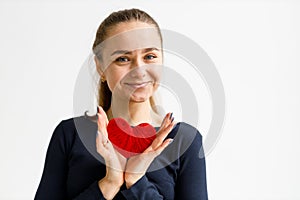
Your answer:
96,106 -> 126,199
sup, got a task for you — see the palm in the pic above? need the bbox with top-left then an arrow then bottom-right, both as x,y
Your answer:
125,112 -> 175,187
96,106 -> 126,175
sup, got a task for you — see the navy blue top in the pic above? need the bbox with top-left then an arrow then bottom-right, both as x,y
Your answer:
34,115 -> 208,200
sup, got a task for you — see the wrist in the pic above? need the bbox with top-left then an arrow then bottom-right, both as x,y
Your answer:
98,176 -> 123,199
125,180 -> 135,189
105,171 -> 124,187
104,174 -> 124,187
125,173 -> 143,189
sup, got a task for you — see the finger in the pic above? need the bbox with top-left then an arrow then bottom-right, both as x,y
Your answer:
97,113 -> 105,129
98,106 -> 109,125
160,112 -> 171,129
158,112 -> 172,132
145,131 -> 170,153
97,113 -> 108,138
154,138 -> 173,156
96,130 -> 107,147
96,132 -> 107,153
151,121 -> 175,150
158,118 -> 175,136
97,107 -> 106,125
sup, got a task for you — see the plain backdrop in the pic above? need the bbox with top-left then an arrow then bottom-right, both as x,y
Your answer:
0,0 -> 299,199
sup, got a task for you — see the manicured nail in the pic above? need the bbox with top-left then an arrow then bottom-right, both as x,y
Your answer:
169,112 -> 173,120
168,139 -> 174,144
97,106 -> 99,113
171,117 -> 174,123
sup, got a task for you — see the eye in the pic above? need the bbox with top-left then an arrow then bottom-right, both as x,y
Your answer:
144,54 -> 157,60
115,57 -> 129,62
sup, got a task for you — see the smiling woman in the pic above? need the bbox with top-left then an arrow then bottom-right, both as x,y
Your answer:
93,18 -> 165,127
34,8 -> 208,200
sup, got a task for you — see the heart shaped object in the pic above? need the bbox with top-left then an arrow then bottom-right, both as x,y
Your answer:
107,118 -> 157,158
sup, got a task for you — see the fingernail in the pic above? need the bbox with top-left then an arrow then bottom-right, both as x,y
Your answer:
171,117 -> 174,123
169,139 -> 174,144
169,112 -> 173,120
97,106 -> 99,113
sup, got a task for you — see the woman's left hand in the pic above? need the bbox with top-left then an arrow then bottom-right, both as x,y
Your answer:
124,112 -> 175,188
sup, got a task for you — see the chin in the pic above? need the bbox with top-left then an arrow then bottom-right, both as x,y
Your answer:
129,96 -> 149,103
129,93 -> 152,103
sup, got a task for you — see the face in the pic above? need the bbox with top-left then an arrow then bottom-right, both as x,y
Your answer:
95,21 -> 163,103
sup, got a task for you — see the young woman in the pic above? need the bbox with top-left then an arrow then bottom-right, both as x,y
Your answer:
35,8 -> 208,200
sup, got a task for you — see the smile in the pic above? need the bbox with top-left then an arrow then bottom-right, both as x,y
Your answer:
124,81 -> 152,89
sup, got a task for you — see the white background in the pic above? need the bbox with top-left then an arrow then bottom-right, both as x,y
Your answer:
0,0 -> 300,199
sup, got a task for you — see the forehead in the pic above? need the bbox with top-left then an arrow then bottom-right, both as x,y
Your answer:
100,22 -> 162,57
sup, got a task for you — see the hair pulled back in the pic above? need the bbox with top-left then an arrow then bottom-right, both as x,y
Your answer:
88,8 -> 162,118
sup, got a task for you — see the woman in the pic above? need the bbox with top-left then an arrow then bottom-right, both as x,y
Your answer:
35,8 -> 208,200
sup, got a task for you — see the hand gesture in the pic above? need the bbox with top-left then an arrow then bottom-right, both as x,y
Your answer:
96,106 -> 126,199
124,112 -> 175,188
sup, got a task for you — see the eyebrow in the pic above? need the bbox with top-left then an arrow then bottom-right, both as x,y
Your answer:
110,47 -> 160,56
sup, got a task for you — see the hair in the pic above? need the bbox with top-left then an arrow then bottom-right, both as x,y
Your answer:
85,8 -> 163,119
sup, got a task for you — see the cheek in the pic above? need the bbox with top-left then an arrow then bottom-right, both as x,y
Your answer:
106,75 -> 119,92
148,66 -> 162,83
152,82 -> 159,94
105,68 -> 127,92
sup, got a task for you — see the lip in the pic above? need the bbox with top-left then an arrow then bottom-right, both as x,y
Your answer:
124,81 -> 152,89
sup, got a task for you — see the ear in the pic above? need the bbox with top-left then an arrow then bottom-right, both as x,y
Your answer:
94,56 -> 104,76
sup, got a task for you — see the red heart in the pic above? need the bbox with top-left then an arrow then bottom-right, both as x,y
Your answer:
107,118 -> 156,158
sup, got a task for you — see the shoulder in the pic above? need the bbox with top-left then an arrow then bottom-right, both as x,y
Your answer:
169,121 -> 202,143
51,115 -> 97,143
48,115 -> 97,153
56,115 -> 97,132
166,121 -> 204,158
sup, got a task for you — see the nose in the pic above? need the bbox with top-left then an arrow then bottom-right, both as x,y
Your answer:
130,57 -> 146,78
131,56 -> 144,68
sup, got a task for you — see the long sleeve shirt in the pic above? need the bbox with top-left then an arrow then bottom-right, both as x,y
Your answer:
34,115 -> 208,200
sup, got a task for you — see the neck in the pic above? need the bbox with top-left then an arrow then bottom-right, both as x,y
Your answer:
107,97 -> 162,126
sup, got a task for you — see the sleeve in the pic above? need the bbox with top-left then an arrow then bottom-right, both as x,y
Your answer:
175,132 -> 208,200
72,181 -> 104,200
121,175 -> 163,200
34,121 -> 106,200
